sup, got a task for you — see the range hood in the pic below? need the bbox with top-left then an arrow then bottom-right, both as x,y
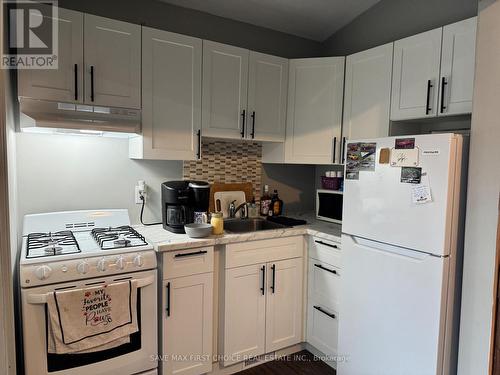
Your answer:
19,98 -> 141,135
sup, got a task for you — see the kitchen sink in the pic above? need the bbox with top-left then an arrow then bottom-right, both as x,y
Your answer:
224,218 -> 288,233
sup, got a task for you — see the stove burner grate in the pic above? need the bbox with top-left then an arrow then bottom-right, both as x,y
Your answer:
91,226 -> 148,250
26,231 -> 81,258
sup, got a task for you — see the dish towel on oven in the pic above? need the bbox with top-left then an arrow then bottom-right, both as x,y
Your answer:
46,280 -> 139,354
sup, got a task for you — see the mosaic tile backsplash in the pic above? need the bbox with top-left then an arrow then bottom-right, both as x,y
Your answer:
183,139 -> 262,200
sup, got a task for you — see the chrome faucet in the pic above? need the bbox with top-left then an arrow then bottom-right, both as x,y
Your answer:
228,200 -> 248,219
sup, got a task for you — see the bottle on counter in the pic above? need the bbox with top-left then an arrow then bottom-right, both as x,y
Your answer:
248,197 -> 259,218
271,189 -> 283,216
260,185 -> 272,216
211,212 -> 224,235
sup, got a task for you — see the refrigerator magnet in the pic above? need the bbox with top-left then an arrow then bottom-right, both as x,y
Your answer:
390,148 -> 419,167
395,138 -> 415,149
411,173 -> 433,204
401,167 -> 422,184
379,148 -> 390,164
359,143 -> 377,171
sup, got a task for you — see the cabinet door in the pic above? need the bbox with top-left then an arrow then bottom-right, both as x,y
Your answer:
163,273 -> 213,375
265,258 -> 303,352
18,8 -> 83,102
247,52 -> 288,142
84,14 -> 141,108
223,263 -> 266,366
139,27 -> 202,160
285,57 -> 344,165
391,29 -> 442,120
439,17 -> 477,116
343,43 -> 393,150
202,41 -> 249,139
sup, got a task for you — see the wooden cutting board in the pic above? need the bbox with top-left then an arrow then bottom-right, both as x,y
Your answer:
209,182 -> 253,213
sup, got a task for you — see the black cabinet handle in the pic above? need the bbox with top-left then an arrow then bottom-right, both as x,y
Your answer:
271,264 -> 276,293
314,240 -> 338,249
240,109 -> 246,138
90,65 -> 95,102
314,263 -> 338,275
313,305 -> 336,320
342,137 -> 346,164
74,64 -> 78,101
196,129 -> 201,160
332,137 -> 337,163
174,250 -> 207,258
260,265 -> 265,295
250,111 -> 256,139
166,282 -> 171,317
440,77 -> 447,114
425,79 -> 433,115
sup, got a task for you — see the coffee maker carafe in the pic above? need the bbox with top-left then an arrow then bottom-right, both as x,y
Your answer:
161,180 -> 210,233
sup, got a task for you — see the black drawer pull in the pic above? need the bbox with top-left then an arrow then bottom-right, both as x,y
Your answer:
425,79 -> 433,115
314,263 -> 338,275
90,65 -> 95,102
314,240 -> 338,249
166,282 -> 171,317
260,265 -> 266,295
74,63 -> 78,101
314,305 -> 336,320
241,109 -> 246,138
271,264 -> 276,293
440,77 -> 448,113
174,250 -> 208,258
196,129 -> 201,159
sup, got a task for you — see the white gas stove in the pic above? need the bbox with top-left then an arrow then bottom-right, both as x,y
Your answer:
20,209 -> 156,287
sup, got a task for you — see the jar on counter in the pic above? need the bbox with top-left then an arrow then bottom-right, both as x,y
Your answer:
211,212 -> 224,235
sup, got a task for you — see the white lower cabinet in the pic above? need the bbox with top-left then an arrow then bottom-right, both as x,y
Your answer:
221,237 -> 304,366
306,236 -> 341,363
161,248 -> 213,375
265,258 -> 304,352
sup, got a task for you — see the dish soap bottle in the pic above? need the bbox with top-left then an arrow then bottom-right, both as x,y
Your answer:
271,190 -> 283,216
260,185 -> 272,216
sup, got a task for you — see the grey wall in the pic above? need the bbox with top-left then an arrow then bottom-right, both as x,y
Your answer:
458,1 -> 500,373
58,0 -> 323,58
322,0 -> 478,55
15,133 -> 183,227
261,164 -> 316,214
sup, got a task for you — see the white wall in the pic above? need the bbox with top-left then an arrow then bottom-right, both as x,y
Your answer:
15,133 -> 183,227
458,1 -> 500,374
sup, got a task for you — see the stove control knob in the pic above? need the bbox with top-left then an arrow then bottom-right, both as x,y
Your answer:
115,256 -> 125,270
133,254 -> 144,268
77,261 -> 89,275
35,265 -> 52,280
96,258 -> 108,272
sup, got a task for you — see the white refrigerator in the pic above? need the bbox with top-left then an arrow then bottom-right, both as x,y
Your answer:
338,133 -> 467,375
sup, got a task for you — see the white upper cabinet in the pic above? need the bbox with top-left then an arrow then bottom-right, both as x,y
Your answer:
247,52 -> 288,142
439,17 -> 477,116
202,41 -> 249,139
130,28 -> 202,160
18,8 -> 84,102
285,57 -> 345,164
391,29 -> 443,120
343,43 -> 393,148
84,14 -> 141,108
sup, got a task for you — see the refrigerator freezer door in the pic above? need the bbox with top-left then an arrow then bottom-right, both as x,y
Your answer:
338,234 -> 449,375
342,133 -> 460,256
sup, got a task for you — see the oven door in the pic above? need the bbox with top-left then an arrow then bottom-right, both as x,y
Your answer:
21,269 -> 158,375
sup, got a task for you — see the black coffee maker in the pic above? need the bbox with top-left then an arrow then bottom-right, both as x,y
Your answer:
161,180 -> 210,233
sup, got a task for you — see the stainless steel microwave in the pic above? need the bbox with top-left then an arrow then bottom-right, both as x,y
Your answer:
316,189 -> 343,224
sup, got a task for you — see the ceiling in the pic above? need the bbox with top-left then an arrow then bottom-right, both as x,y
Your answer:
158,0 -> 382,41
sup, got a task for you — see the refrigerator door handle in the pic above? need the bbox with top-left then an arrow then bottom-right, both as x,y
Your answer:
348,235 -> 434,260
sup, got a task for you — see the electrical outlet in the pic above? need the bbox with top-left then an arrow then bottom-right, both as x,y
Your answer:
135,180 -> 147,204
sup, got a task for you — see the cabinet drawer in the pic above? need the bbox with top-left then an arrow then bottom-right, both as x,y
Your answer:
225,236 -> 303,269
308,261 -> 340,312
306,302 -> 338,357
163,246 -> 214,279
309,237 -> 341,268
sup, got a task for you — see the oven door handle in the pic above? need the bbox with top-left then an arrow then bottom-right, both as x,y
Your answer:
26,275 -> 155,304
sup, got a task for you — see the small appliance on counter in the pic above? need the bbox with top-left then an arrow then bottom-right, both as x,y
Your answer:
316,189 -> 343,223
161,180 -> 210,233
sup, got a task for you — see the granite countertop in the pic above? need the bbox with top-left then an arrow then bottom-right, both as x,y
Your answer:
135,213 -> 342,252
